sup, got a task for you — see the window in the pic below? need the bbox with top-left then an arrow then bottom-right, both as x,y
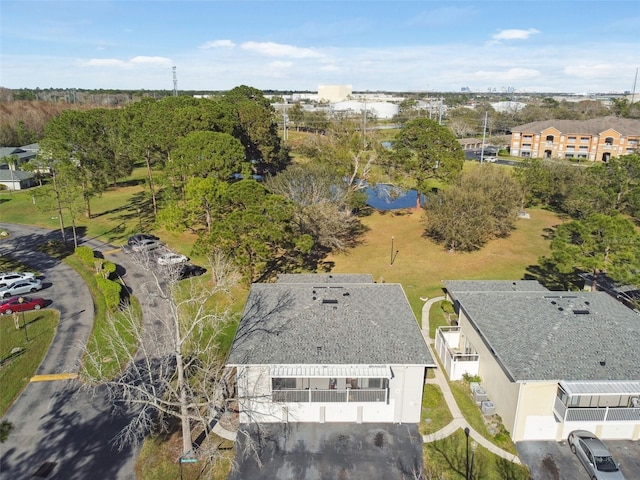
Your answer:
566,145 -> 575,151
546,135 -> 554,142
522,143 -> 532,149
579,146 -> 588,151
604,137 -> 614,145
272,378 -> 297,389
565,153 -> 574,159
568,136 -> 576,142
368,378 -> 382,389
580,137 -> 590,143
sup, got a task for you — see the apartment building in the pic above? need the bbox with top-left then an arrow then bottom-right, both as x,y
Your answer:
510,116 -> 640,161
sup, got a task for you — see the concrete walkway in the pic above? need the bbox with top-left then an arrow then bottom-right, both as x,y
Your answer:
419,296 -> 521,464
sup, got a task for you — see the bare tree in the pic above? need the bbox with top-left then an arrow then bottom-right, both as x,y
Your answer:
80,249 -> 241,461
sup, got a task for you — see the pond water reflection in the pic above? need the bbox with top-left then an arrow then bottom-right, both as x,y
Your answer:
365,184 -> 425,210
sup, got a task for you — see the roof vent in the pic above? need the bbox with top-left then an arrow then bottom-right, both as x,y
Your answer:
599,360 -> 606,366
322,299 -> 338,304
573,309 -> 590,315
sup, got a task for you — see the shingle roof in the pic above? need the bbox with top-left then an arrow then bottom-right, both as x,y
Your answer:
443,280 -> 548,298
455,291 -> 640,382
512,116 -> 640,136
277,273 -> 374,284
0,170 -> 35,181
227,279 -> 434,366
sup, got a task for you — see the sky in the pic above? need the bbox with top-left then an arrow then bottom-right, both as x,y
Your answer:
1,0 -> 639,94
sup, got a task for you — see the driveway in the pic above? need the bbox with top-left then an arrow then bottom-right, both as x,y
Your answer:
0,224 -> 138,479
517,439 -> 640,480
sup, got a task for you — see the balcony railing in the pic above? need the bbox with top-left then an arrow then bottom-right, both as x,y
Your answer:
272,388 -> 388,403
554,396 -> 640,422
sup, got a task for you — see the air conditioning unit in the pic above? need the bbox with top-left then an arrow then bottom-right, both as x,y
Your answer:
473,388 -> 488,403
631,397 -> 639,408
469,382 -> 481,393
481,401 -> 495,415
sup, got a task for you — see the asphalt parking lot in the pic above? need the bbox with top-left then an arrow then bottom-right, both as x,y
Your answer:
517,439 -> 640,480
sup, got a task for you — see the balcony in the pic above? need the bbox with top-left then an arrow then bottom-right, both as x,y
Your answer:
554,396 -> 640,422
435,326 -> 479,381
272,388 -> 388,403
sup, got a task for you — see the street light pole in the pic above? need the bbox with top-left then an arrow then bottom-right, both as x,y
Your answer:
469,440 -> 478,480
18,297 -> 28,341
464,426 -> 470,480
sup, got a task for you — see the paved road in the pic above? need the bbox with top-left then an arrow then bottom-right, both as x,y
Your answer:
0,224 -> 138,480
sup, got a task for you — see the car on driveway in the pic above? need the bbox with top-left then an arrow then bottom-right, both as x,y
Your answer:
157,252 -> 188,266
0,296 -> 46,315
0,278 -> 43,298
0,271 -> 36,287
568,430 -> 626,479
127,233 -> 160,246
178,263 -> 207,280
126,238 -> 164,253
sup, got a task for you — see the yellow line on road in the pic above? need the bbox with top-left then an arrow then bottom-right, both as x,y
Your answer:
103,247 -> 123,255
30,373 -> 78,382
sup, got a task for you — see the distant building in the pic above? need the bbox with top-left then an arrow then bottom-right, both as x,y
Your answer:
318,84 -> 352,103
510,116 -> 640,161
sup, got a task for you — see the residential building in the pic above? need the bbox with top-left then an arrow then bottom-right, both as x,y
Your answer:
225,274 -> 435,425
436,280 -> 640,442
509,116 -> 640,161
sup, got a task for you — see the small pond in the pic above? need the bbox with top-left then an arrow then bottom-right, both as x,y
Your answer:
365,183 -> 425,210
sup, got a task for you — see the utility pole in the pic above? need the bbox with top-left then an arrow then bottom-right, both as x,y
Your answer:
632,67 -> 638,106
282,100 -> 287,143
438,97 -> 443,125
362,101 -> 367,149
479,111 -> 488,164
172,66 -> 178,96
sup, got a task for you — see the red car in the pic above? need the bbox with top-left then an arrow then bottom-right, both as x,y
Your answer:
0,296 -> 46,315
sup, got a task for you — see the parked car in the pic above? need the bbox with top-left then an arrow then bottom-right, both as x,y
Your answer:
0,278 -> 43,298
127,238 -> 164,253
484,156 -> 498,163
157,252 -> 188,266
127,233 -> 160,246
0,296 -> 46,315
178,264 -> 207,280
568,430 -> 626,479
0,271 -> 36,287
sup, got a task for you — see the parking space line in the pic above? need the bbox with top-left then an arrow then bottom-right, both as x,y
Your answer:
30,373 -> 78,382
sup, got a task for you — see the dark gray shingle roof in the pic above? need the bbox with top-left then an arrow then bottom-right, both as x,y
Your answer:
277,273 -> 374,284
512,116 -> 640,136
455,291 -> 640,382
443,280 -> 548,298
227,281 -> 434,366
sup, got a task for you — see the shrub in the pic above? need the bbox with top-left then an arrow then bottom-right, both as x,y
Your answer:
441,300 -> 455,314
75,246 -> 95,267
98,260 -> 117,279
95,277 -> 122,311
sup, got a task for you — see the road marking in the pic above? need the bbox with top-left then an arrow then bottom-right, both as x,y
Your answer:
30,373 -> 78,382
103,247 -> 123,255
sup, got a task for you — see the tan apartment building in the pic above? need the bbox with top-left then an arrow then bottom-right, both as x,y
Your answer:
510,116 -> 640,161
436,280 -> 640,442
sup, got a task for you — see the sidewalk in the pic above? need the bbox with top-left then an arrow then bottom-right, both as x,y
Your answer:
419,296 -> 521,464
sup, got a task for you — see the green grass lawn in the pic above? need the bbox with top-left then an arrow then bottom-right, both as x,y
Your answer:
0,309 -> 59,415
420,384 -> 453,435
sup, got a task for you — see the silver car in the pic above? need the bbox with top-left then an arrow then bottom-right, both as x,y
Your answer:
0,278 -> 43,299
568,430 -> 626,479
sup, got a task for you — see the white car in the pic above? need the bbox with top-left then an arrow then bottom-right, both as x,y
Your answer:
484,156 -> 497,163
0,278 -> 43,298
0,271 -> 36,287
157,252 -> 188,266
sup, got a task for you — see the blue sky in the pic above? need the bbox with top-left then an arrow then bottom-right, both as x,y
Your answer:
1,1 -> 639,93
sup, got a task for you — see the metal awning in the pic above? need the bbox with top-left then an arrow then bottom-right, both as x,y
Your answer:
560,380 -> 640,396
270,365 -> 393,379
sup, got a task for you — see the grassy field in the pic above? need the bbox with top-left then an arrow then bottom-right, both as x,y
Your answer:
325,206 -> 561,318
0,309 -> 59,415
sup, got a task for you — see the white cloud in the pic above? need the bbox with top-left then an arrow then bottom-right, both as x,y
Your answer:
240,41 -> 323,59
130,56 -> 172,66
85,56 -> 171,69
269,61 -> 293,69
474,67 -> 541,80
492,28 -> 540,41
200,39 -> 235,49
85,58 -> 127,67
